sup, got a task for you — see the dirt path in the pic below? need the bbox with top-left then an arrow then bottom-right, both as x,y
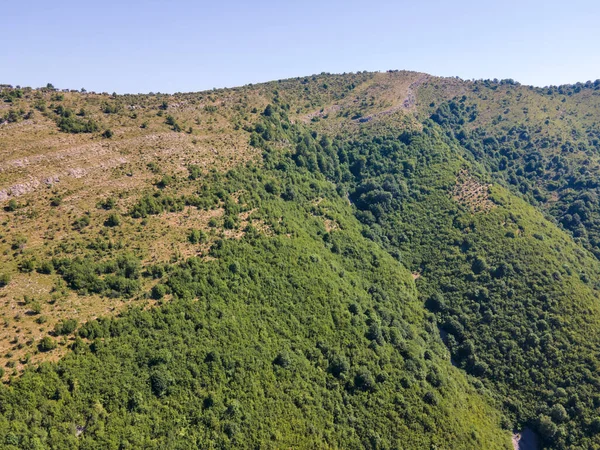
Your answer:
354,72 -> 430,123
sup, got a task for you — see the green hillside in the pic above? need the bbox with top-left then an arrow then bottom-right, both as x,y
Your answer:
1,71 -> 600,448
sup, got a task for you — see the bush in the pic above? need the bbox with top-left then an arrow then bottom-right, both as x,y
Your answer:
424,391 -> 438,405
50,195 -> 62,207
188,165 -> 202,180
0,273 -> 10,288
98,197 -> 116,210
102,129 -> 113,138
188,229 -> 207,244
472,256 -> 488,274
57,116 -> 99,134
38,337 -> 57,352
6,199 -> 18,211
537,415 -> 558,440
19,258 -> 36,273
73,215 -> 90,230
30,301 -> 42,315
54,319 -> 78,336
224,216 -> 236,230
151,284 -> 167,300
157,175 -> 174,189
263,104 -> 274,116
11,235 -> 27,251
37,261 -> 54,275
425,293 -> 447,312
550,404 -> 568,423
104,213 -> 121,227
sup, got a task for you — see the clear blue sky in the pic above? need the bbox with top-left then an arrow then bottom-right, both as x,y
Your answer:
2,0 -> 599,93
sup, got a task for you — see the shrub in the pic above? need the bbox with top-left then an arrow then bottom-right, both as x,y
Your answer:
101,102 -> 119,114
471,256 -> 488,274
6,199 -> 18,211
98,197 -> 116,210
54,319 -> 78,336
0,273 -> 11,288
19,258 -> 36,273
50,195 -> 62,207
57,116 -> 99,134
11,235 -> 27,251
37,261 -> 54,275
188,229 -> 206,244
424,391 -> 438,405
38,337 -> 57,352
102,129 -> 113,138
104,213 -> 121,227
425,293 -> 447,312
30,302 -> 42,315
151,284 -> 167,300
73,215 -> 90,230
157,175 -> 174,189
224,216 -> 236,230
188,165 -> 202,180
263,104 -> 274,116
550,404 -> 568,423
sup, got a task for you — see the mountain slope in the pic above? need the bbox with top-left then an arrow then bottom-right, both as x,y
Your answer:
1,71 -> 600,448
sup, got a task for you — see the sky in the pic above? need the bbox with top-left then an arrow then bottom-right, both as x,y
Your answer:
2,0 -> 599,93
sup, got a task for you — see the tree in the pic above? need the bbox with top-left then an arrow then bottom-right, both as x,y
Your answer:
273,351 -> 291,368
537,415 -> 558,440
425,293 -> 447,312
328,353 -> 350,378
472,256 -> 488,274
550,404 -> 568,423
150,367 -> 172,397
355,367 -> 376,392
263,104 -> 274,116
